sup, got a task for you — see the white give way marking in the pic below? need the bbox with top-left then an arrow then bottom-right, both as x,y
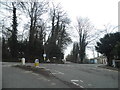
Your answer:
52,70 -> 64,75
71,80 -> 84,88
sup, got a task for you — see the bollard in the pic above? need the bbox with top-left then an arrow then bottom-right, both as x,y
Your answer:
21,58 -> 25,65
34,59 -> 39,67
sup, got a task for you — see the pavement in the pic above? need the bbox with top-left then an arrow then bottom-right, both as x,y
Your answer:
98,64 -> 119,71
2,62 -> 119,88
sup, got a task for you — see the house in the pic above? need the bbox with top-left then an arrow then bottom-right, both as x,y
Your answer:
112,59 -> 120,68
89,55 -> 107,64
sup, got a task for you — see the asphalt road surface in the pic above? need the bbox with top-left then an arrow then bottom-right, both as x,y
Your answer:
0,62 -> 2,90
2,62 -> 118,88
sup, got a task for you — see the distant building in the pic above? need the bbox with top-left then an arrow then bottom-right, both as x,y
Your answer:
89,59 -> 97,64
89,55 -> 107,64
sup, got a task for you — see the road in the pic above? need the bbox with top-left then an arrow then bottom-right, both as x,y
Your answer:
0,62 -> 2,90
2,62 -> 72,88
2,62 -> 118,88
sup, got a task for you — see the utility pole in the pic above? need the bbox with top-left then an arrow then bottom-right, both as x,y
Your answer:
43,33 -> 46,62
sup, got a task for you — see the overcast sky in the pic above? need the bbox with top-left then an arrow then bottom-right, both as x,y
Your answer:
52,0 -> 119,58
1,0 -> 119,58
54,0 -> 119,28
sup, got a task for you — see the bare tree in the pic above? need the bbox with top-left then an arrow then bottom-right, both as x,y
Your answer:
19,1 -> 49,60
46,3 -> 72,61
20,1 -> 48,43
75,17 -> 94,63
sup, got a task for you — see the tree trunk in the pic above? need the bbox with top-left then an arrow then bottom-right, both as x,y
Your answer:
107,56 -> 112,66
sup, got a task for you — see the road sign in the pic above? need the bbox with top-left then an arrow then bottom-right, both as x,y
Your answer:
43,54 -> 46,57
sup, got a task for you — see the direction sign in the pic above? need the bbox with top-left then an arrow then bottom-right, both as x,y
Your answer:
43,54 -> 46,57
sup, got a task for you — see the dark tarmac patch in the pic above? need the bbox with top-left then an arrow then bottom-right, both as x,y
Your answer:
13,65 -> 81,88
13,65 -> 53,78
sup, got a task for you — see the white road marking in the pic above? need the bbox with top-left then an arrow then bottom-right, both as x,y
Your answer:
80,80 -> 83,82
51,82 -> 56,85
38,67 -> 45,69
46,69 -> 50,70
2,65 -> 12,67
32,73 -> 39,76
24,71 -> 32,73
54,70 -> 64,75
71,80 -> 79,82
88,84 -> 92,86
58,72 -> 64,74
71,80 -> 84,88
37,77 -> 51,82
72,82 -> 79,86
80,86 -> 84,88
47,80 -> 50,81
52,73 -> 58,74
